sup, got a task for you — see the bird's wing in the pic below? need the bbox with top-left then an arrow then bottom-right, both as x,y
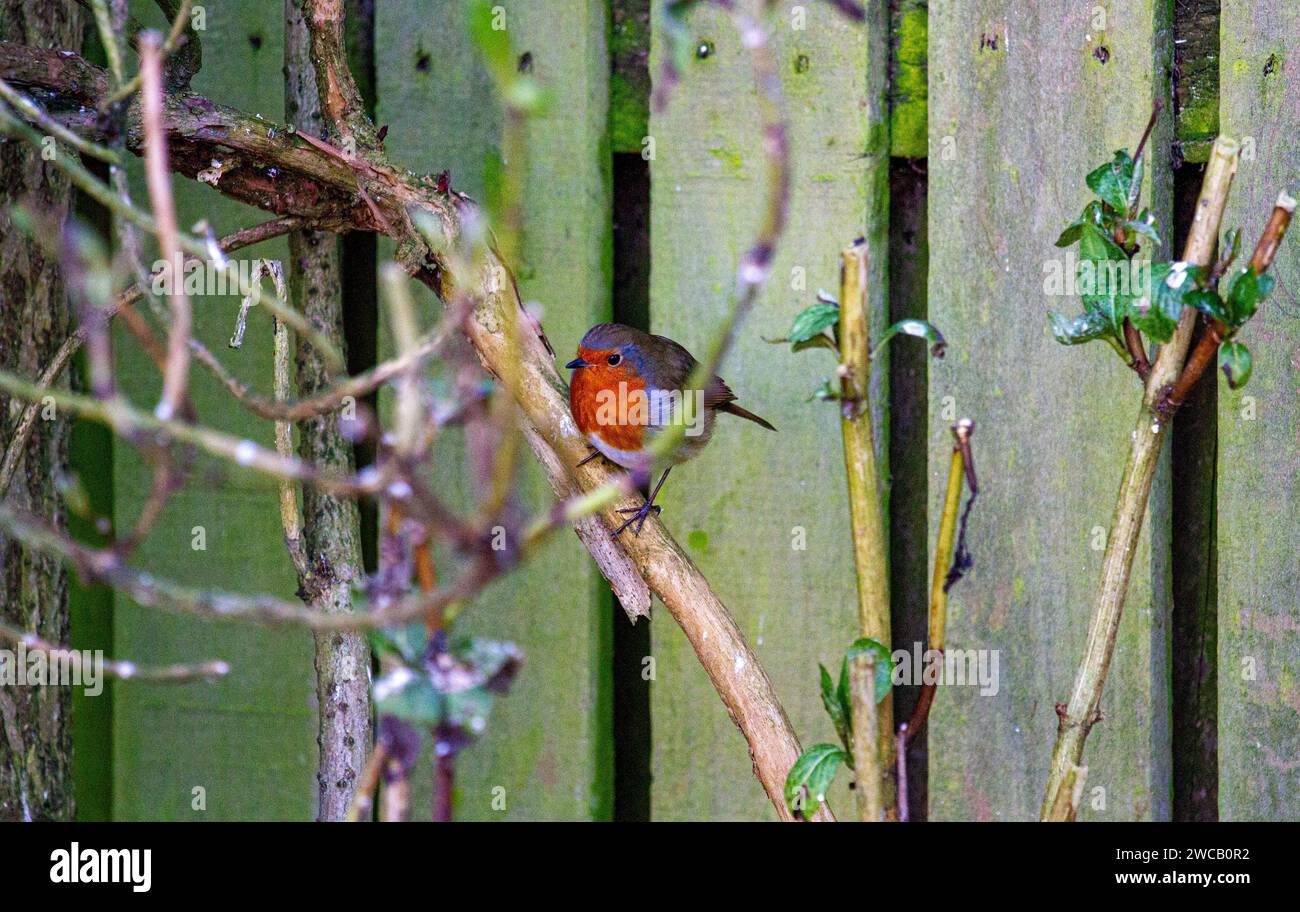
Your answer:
646,333 -> 734,406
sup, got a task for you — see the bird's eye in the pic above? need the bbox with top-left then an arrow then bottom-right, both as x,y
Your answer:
607,353 -> 622,366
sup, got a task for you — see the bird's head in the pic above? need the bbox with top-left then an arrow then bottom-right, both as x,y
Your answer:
565,323 -> 645,391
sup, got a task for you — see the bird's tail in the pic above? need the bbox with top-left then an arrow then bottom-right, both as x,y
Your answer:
717,402 -> 776,431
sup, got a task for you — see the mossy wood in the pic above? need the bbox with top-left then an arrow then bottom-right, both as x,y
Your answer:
1216,2 -> 1300,820
927,0 -> 1172,820
375,0 -> 613,820
647,0 -> 888,819
112,1 -> 316,820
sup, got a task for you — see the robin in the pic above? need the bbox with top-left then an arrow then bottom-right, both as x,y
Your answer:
565,322 -> 775,536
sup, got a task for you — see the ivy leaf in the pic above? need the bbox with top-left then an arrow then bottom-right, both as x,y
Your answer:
784,743 -> 850,817
819,663 -> 852,753
872,319 -> 946,358
1219,340 -> 1253,389
785,303 -> 840,346
846,637 -> 893,704
1085,150 -> 1136,212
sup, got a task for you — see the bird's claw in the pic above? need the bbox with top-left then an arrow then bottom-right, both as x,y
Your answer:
614,502 -> 662,537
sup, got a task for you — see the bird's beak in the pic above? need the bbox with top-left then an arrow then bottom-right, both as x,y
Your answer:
565,357 -> 589,369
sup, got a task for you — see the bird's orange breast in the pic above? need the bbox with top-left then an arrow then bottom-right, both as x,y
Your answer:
569,351 -> 648,453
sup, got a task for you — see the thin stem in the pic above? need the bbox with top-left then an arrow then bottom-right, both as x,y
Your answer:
0,619 -> 228,683
0,77 -> 119,163
139,31 -> 191,422
904,419 -> 972,743
273,316 -> 310,581
1041,136 -> 1240,821
1161,191 -> 1295,414
836,239 -> 895,816
101,0 -> 194,108
849,653 -> 881,822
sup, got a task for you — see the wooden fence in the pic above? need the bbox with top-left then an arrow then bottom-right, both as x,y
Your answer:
74,0 -> 1297,820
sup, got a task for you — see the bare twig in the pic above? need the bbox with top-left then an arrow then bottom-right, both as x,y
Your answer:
905,419 -> 975,743
0,619 -> 228,683
139,31 -> 191,422
101,0 -> 194,108
0,217 -> 298,499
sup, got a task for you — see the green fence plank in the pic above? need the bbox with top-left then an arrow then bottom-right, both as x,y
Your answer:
927,0 -> 1172,820
1173,0 -> 1219,165
889,0 -> 928,158
612,0 -> 651,154
375,0 -> 612,820
1217,4 -> 1300,821
112,1 -> 316,820
647,0 -> 886,819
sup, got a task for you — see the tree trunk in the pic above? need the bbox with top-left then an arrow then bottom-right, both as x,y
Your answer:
0,0 -> 82,821
285,0 -> 372,821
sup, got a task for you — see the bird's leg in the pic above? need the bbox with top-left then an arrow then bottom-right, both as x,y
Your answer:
615,466 -> 672,536
575,446 -> 615,469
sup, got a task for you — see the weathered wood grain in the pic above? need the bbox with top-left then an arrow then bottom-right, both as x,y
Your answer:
647,0 -> 887,819
375,0 -> 613,820
1217,1 -> 1300,820
112,1 -> 316,820
927,0 -> 1172,820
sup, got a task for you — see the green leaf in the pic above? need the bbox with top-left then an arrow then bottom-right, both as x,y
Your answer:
1085,150 -> 1136,212
1055,201 -> 1104,247
375,668 -> 444,725
787,302 -> 840,345
872,319 -> 946,358
1129,261 -> 1204,343
1127,152 -> 1145,214
467,0 -> 550,114
792,334 -> 838,354
784,743 -> 849,817
847,637 -> 893,704
1076,224 -> 1134,336
1221,266 -> 1273,327
1048,309 -> 1113,346
819,663 -> 852,753
1078,221 -> 1126,264
366,621 -> 428,664
1122,209 -> 1162,246
1186,289 -> 1229,323
1220,227 -> 1242,268
1219,340 -> 1253,389
807,378 -> 840,402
